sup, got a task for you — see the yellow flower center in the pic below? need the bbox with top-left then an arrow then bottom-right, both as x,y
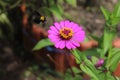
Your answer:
59,27 -> 73,39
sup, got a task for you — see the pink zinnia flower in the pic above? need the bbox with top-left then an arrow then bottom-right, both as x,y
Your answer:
48,20 -> 85,49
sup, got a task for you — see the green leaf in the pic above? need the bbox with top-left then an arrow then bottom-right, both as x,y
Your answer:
0,13 -> 12,26
10,0 -> 21,9
111,17 -> 120,26
24,70 -> 31,77
71,67 -> 81,74
64,13 -> 73,20
91,56 -> 99,64
108,48 -> 120,71
116,77 -> 120,80
90,35 -> 100,42
71,49 -> 81,64
57,5 -> 64,14
99,71 -> 115,80
0,13 -> 13,38
65,0 -> 77,7
102,28 -> 116,56
100,6 -> 110,20
81,48 -> 100,57
110,60 -> 120,71
90,35 -> 102,48
105,48 -> 120,70
58,0 -> 64,4
0,1 -> 7,7
72,48 -> 100,64
84,37 -> 89,42
99,73 -> 107,80
106,71 -> 115,80
64,73 -> 74,80
48,0 -> 55,6
80,64 -> 100,80
84,57 -> 99,75
32,65 -> 39,71
80,57 -> 101,80
39,7 -> 51,16
111,1 -> 120,17
73,75 -> 82,80
33,38 -> 54,51
49,4 -> 63,20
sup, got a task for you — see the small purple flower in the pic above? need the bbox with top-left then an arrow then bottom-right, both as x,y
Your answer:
48,20 -> 85,49
95,59 -> 104,68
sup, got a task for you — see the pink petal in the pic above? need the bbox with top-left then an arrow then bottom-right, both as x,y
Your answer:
48,30 -> 57,35
72,37 -> 84,42
48,35 -> 61,43
69,41 -> 76,49
71,40 -> 80,47
73,33 -> 85,38
73,31 -> 85,42
72,25 -> 82,33
54,22 -> 61,30
55,43 -> 59,48
60,21 -> 65,28
50,26 -> 59,33
64,20 -> 70,27
55,41 -> 62,48
74,33 -> 85,38
59,41 -> 66,49
69,22 -> 74,28
48,35 -> 59,39
66,41 -> 72,49
51,38 -> 60,43
72,34 -> 85,42
74,31 -> 85,35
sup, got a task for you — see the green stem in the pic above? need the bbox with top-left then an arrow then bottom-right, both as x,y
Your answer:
101,24 -> 116,58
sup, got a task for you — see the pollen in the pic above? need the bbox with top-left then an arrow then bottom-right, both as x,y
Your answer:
40,16 -> 45,21
59,27 -> 73,39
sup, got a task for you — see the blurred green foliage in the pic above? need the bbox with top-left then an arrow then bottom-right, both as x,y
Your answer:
0,0 -> 21,39
27,0 -> 77,21
22,64 -> 63,80
0,0 -> 77,39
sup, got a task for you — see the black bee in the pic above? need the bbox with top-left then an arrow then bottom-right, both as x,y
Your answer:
31,11 -> 46,24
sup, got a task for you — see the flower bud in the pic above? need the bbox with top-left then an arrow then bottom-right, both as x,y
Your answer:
95,59 -> 104,68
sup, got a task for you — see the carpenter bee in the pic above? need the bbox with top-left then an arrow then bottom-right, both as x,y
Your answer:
31,11 -> 46,24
